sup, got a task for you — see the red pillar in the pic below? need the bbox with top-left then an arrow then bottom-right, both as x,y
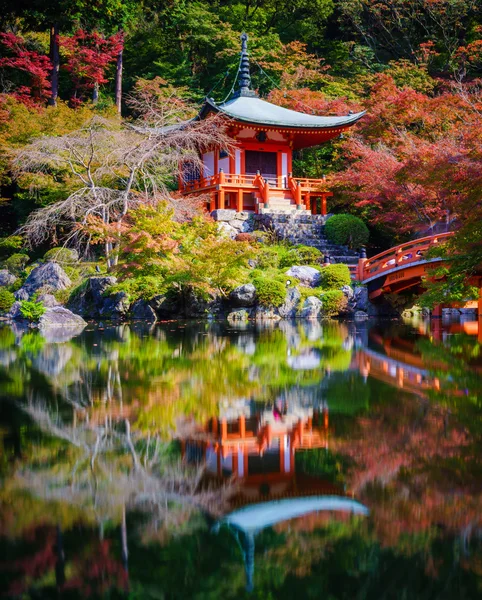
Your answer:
236,189 -> 243,212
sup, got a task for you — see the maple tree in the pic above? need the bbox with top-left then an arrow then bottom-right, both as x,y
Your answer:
60,29 -> 123,106
0,32 -> 51,106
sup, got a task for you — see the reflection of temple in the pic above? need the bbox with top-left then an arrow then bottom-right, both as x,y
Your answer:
179,402 -> 368,592
181,402 -> 336,506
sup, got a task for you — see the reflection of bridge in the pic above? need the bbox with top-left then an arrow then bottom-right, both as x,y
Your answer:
354,326 -> 482,396
349,232 -> 482,310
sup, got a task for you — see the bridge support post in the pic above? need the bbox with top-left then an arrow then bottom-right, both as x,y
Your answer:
357,247 -> 367,281
432,304 -> 443,319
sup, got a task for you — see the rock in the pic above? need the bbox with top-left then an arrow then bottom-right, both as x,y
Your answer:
22,262 -> 72,298
183,289 -> 221,318
230,219 -> 252,232
300,296 -> 322,319
100,291 -> 130,319
131,299 -> 157,322
354,310 -> 369,320
353,286 -> 369,312
285,265 -> 321,287
36,293 -> 60,308
88,276 -> 118,303
342,285 -> 354,300
278,287 -> 301,318
253,305 -> 281,321
227,309 -> 251,323
217,221 -> 237,239
6,301 -> 22,320
421,307 -> 431,318
248,259 -> 257,268
230,283 -> 256,308
38,306 -> 86,338
211,209 -> 237,221
150,293 -> 181,319
0,269 -> 16,287
14,288 -> 29,301
68,276 -> 118,318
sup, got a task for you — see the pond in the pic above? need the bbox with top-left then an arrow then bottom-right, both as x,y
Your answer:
0,317 -> 481,599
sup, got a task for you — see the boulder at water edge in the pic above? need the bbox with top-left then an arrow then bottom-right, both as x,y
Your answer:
230,283 -> 256,307
0,269 -> 17,287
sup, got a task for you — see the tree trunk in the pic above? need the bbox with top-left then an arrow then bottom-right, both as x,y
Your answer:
49,23 -> 60,106
92,82 -> 99,104
115,31 -> 124,115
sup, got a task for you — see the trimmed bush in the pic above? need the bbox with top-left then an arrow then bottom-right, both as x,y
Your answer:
0,289 -> 15,312
252,277 -> 286,307
325,214 -> 369,249
320,289 -> 347,316
319,264 -> 351,289
19,300 -> 46,322
279,245 -> 323,268
5,253 -> 29,275
44,247 -> 79,264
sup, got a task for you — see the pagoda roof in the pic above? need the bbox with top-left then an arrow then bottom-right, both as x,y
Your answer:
201,96 -> 365,130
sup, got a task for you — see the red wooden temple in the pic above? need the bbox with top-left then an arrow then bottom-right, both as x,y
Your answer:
179,34 -> 365,215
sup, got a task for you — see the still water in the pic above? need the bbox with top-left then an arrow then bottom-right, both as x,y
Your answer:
0,318 -> 481,599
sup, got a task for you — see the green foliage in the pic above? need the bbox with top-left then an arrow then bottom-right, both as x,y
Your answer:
252,276 -> 286,307
0,236 -> 23,259
110,276 -> 166,302
320,289 -> 347,316
4,253 -> 29,275
325,214 -> 369,249
19,300 -> 46,322
279,244 -> 323,268
43,247 -> 78,264
0,288 -> 15,312
319,263 -> 351,289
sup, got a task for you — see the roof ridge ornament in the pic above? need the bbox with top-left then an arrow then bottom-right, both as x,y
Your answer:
233,33 -> 257,99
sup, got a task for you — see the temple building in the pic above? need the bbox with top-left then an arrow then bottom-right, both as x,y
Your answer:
179,33 -> 365,215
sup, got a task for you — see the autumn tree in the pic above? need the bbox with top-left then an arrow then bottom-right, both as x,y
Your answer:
0,32 -> 51,105
14,80 -> 232,268
60,29 -> 123,106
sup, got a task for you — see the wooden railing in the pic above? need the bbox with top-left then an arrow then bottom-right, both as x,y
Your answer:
358,232 -> 454,282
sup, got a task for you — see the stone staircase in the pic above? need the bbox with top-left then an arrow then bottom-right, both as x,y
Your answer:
253,213 -> 359,266
252,188 -> 311,215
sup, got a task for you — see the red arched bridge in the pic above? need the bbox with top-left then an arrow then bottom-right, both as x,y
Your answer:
345,232 -> 482,314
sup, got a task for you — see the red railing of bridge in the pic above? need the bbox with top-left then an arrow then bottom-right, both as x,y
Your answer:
358,232 -> 454,282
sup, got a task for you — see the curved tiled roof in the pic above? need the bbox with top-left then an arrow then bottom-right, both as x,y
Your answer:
205,96 -> 365,129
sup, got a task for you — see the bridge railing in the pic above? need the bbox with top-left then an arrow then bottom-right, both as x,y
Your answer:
359,232 -> 454,282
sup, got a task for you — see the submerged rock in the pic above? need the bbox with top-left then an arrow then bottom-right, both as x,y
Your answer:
37,307 -> 87,342
227,308 -> 251,323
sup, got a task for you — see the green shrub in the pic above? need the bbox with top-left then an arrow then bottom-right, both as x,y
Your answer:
44,247 -> 79,264
325,214 -> 369,249
0,236 -> 24,260
19,300 -> 46,322
320,290 -> 347,317
5,253 -> 29,275
319,264 -> 351,289
279,245 -> 323,268
0,289 -> 15,312
255,246 -> 282,270
252,277 -> 286,307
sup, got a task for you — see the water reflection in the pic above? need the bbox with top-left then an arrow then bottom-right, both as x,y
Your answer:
0,318 -> 481,598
